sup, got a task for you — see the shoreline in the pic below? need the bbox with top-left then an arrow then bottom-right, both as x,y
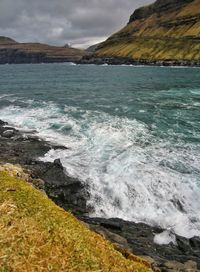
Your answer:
0,56 -> 200,67
0,119 -> 200,271
77,56 -> 200,67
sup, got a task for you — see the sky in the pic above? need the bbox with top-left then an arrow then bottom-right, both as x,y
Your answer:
0,0 -> 152,48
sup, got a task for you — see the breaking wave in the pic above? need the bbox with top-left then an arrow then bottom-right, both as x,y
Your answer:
0,96 -> 200,239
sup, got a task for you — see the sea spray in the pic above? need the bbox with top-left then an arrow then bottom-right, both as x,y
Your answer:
0,64 -> 200,240
0,99 -> 200,239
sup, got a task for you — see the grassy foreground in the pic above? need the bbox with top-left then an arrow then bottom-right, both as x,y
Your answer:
0,169 -> 152,272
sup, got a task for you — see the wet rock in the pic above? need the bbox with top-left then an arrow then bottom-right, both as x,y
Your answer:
0,120 -> 89,215
52,144 -> 69,150
53,158 -> 63,168
189,237 -> 200,252
100,221 -> 122,231
80,217 -> 200,269
0,120 -> 8,126
2,130 -> 16,138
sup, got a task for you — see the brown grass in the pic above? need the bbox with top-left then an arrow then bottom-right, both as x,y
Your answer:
97,0 -> 200,61
0,170 -> 152,272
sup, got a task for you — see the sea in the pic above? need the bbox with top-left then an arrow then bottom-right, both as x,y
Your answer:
0,63 -> 200,242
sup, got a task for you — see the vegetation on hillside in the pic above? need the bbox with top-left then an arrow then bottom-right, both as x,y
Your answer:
0,168 -> 152,272
97,0 -> 200,61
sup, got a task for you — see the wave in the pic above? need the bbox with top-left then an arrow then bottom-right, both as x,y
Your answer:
190,89 -> 200,95
0,94 -> 14,100
0,99 -> 200,239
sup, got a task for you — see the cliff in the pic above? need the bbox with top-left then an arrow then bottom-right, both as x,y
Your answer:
0,37 -> 85,64
96,0 -> 200,62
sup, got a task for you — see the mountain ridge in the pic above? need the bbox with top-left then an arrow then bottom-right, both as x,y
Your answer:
128,0 -> 194,22
96,0 -> 200,62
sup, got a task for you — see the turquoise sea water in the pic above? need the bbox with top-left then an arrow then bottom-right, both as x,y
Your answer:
0,63 -> 200,239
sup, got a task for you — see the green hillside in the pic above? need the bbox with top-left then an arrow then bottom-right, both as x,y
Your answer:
97,0 -> 200,61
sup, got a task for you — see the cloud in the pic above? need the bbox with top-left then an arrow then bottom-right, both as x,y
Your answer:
0,0 -> 152,48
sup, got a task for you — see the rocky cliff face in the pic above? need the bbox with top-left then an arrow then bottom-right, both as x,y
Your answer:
97,0 -> 200,62
0,37 -> 85,64
129,0 -> 194,22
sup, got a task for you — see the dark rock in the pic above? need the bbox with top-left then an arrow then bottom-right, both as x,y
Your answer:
100,221 -> 122,231
52,144 -> 69,150
53,158 -> 63,169
0,120 -> 89,215
0,120 -> 8,126
77,55 -> 200,67
79,217 -> 200,269
2,130 -> 16,138
190,237 -> 200,252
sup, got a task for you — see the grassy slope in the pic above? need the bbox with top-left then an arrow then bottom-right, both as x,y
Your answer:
97,0 -> 200,61
0,170 -> 152,272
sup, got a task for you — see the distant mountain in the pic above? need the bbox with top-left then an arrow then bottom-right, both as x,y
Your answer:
86,43 -> 103,53
0,37 -> 85,64
96,0 -> 200,63
0,36 -> 18,44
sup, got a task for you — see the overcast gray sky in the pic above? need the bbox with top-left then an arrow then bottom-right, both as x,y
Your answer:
0,0 -> 152,48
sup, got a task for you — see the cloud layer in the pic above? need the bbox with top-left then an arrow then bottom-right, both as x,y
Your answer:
0,0 -> 152,48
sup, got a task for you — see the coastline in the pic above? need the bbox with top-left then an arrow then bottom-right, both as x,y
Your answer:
77,56 -> 200,67
0,54 -> 200,67
0,119 -> 200,271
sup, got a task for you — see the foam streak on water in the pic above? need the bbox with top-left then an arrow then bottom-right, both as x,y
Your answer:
0,98 -> 200,239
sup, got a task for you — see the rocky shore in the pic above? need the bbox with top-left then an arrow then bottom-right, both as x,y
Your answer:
0,120 -> 199,271
0,120 -> 89,215
77,55 -> 200,67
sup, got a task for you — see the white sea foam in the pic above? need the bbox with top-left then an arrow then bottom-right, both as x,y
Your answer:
154,230 -> 176,245
67,62 -> 77,66
0,94 -> 14,100
190,89 -> 200,95
0,101 -> 200,240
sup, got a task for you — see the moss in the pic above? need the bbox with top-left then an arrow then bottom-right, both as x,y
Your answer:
0,170 -> 152,272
